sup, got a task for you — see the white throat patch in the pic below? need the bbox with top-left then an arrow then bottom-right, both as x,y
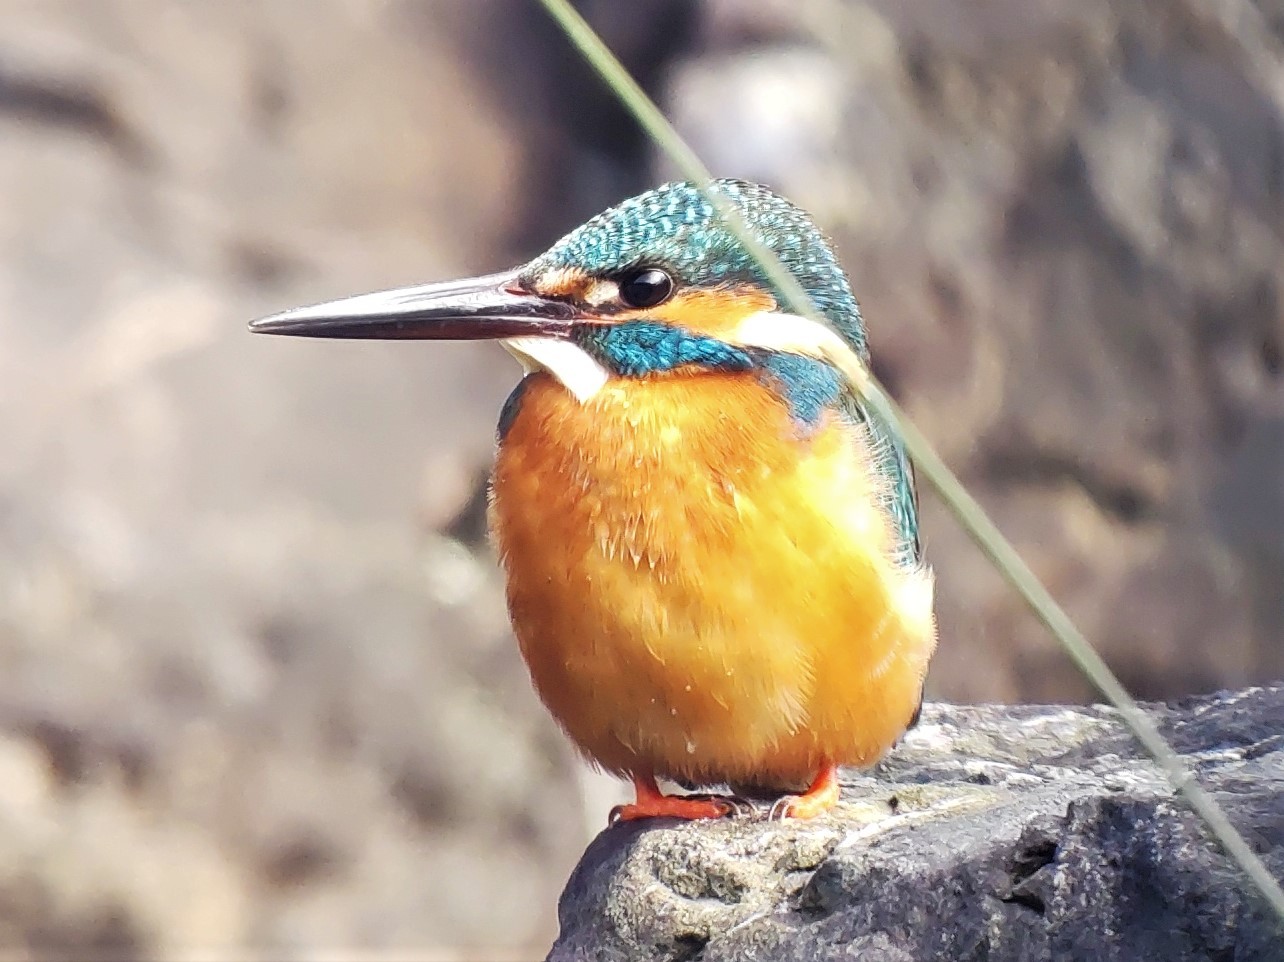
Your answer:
502,337 -> 610,403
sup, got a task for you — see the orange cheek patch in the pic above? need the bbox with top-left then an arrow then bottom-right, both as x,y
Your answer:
617,286 -> 777,337
531,266 -> 591,299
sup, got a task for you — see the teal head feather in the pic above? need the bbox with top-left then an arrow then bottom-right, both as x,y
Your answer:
523,179 -> 869,359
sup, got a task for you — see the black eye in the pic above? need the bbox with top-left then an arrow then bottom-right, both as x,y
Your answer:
618,268 -> 674,309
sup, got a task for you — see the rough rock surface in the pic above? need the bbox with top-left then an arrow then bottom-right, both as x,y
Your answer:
551,686 -> 1284,961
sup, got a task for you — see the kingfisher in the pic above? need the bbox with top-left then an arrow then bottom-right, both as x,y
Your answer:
251,179 -> 936,821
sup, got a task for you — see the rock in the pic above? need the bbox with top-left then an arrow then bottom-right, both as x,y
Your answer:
549,685 -> 1284,961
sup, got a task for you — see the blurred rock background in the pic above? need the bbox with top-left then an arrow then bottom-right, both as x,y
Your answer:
0,0 -> 1280,957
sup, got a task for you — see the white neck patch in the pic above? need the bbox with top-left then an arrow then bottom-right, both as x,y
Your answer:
729,311 -> 871,395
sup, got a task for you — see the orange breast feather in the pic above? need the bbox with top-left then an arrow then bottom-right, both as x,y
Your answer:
490,370 -> 936,788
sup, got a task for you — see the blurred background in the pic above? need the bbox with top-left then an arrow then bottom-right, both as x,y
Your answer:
1,0 -> 1282,957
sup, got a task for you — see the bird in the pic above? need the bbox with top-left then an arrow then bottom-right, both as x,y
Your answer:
250,179 -> 937,822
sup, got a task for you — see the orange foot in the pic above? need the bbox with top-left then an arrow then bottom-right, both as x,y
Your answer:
768,762 -> 841,820
610,773 -> 739,823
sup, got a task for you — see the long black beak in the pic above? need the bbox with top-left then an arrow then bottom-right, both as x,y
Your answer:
248,270 -> 581,340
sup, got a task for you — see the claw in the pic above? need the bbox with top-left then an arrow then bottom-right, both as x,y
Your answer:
686,792 -> 758,819
767,795 -> 794,821
767,762 -> 840,820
